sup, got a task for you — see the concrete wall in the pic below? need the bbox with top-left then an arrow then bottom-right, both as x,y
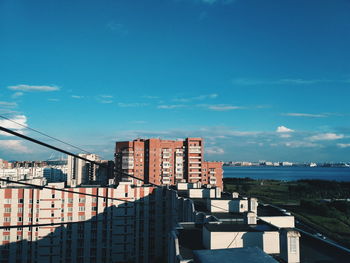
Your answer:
259,216 -> 295,228
263,231 -> 280,254
207,199 -> 248,213
202,227 -> 280,254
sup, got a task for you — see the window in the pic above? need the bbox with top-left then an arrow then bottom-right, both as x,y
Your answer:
51,213 -> 54,217
68,198 -> 73,203
4,207 -> 11,213
68,207 -> 73,212
18,199 -> 23,204
78,206 -> 85,212
17,235 -> 22,241
3,235 -> 10,241
5,199 -> 11,204
51,203 -> 55,208
52,194 -> 55,198
4,217 -> 11,222
79,198 -> 86,203
18,207 -> 23,213
289,237 -> 297,253
68,216 -> 73,221
18,217 -> 22,222
92,207 -> 97,211
78,215 -> 85,221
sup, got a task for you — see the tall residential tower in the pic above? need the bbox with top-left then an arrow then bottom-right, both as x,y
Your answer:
115,138 -> 223,189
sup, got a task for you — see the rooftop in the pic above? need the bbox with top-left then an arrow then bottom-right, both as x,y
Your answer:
204,220 -> 278,232
193,247 -> 279,263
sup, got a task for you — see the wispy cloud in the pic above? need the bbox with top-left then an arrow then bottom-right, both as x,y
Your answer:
205,104 -> 243,111
106,21 -> 128,36
0,115 -> 27,137
97,95 -> 113,104
232,78 -> 348,86
8,84 -> 60,92
157,104 -> 186,109
337,143 -> 350,148
71,95 -> 84,99
173,93 -> 218,103
308,133 -> 344,141
0,101 -> 17,108
205,146 -> 225,155
0,140 -> 31,153
283,141 -> 320,148
283,113 -> 327,118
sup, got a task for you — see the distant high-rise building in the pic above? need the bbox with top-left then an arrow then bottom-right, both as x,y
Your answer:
67,154 -> 110,186
115,138 -> 223,189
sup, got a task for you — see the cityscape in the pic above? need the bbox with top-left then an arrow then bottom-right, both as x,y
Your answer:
1,0 -> 350,263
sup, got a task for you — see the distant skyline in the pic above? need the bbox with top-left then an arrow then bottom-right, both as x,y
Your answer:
1,0 -> 350,162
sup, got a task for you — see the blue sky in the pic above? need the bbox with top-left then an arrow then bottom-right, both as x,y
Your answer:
1,0 -> 350,162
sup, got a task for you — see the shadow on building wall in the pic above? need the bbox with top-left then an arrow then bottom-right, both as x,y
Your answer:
0,187 -> 175,263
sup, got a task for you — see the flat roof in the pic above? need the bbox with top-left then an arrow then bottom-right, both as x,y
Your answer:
204,221 -> 278,232
193,247 -> 279,263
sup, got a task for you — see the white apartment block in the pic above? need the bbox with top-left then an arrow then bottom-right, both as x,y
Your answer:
0,182 -> 178,263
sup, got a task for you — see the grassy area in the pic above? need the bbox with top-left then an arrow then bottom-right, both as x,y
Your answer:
223,178 -> 350,248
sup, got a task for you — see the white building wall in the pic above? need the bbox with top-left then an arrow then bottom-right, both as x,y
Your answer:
0,184 -> 177,263
259,216 -> 295,228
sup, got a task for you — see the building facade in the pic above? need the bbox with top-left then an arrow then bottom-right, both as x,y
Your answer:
115,138 -> 223,189
67,154 -> 112,187
0,182 -> 177,263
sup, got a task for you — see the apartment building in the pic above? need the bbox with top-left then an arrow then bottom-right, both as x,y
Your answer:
0,182 -> 177,263
67,154 -> 112,187
115,138 -> 223,189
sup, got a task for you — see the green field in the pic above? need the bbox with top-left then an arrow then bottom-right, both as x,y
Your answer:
224,178 -> 350,248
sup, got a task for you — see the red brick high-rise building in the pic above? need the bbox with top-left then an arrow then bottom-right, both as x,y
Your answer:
115,138 -> 223,189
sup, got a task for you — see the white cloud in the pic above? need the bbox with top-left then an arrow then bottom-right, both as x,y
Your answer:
206,104 -> 243,111
96,95 -> 113,104
0,115 -> 27,137
309,133 -> 344,141
232,78 -> 335,86
0,101 -> 17,108
337,143 -> 350,148
276,126 -> 294,133
205,146 -> 225,155
100,100 -> 113,104
99,95 -> 113,99
173,93 -> 218,102
8,85 -> 59,92
157,104 -> 185,109
0,140 -> 31,153
284,113 -> 327,118
284,141 -> 320,148
71,95 -> 84,99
